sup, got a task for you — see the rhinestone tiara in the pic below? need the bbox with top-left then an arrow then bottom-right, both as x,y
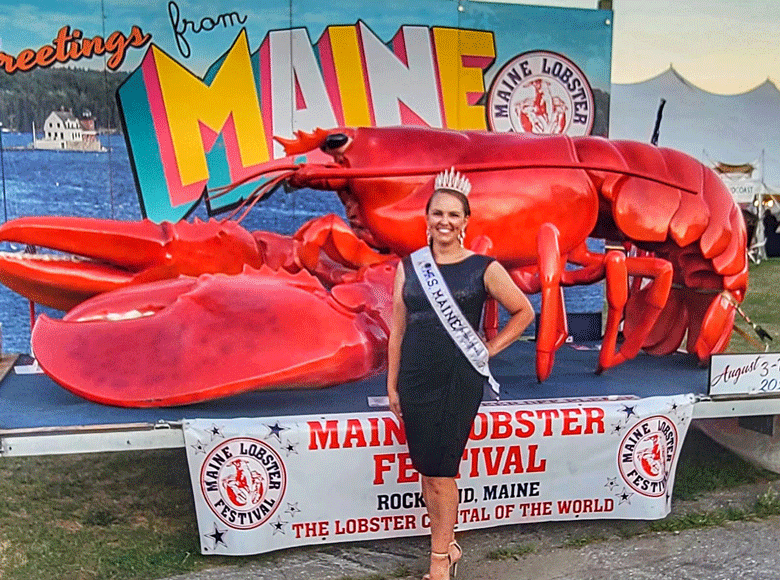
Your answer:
434,167 -> 471,197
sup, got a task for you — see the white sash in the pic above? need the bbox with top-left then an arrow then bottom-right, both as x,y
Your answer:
410,246 -> 500,398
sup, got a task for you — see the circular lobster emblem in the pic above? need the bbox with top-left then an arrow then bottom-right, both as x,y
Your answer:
487,50 -> 595,136
200,437 -> 287,529
617,416 -> 679,498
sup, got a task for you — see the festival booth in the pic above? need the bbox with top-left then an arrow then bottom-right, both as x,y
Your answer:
0,0 -> 779,557
708,155 -> 777,264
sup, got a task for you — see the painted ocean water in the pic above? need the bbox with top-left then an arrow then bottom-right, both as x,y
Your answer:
0,132 -> 601,354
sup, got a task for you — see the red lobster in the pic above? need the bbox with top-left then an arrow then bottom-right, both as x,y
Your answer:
236,126 -> 747,381
0,126 -> 747,405
0,214 -> 397,406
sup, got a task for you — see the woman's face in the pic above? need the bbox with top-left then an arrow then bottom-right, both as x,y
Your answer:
426,191 -> 469,246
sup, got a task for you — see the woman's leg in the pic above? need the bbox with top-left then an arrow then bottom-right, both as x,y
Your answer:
421,475 -> 459,578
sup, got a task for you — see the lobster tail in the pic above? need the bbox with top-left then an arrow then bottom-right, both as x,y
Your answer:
575,139 -> 749,362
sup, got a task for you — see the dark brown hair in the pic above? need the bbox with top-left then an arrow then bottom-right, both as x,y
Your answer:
425,189 -> 471,217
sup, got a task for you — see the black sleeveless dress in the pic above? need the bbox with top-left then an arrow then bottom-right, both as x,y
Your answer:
398,253 -> 494,477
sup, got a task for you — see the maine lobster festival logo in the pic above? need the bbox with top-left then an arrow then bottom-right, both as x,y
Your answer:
617,416 -> 679,498
200,438 -> 287,529
487,50 -> 595,136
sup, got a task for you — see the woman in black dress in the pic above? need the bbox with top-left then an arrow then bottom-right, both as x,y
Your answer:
386,171 -> 534,580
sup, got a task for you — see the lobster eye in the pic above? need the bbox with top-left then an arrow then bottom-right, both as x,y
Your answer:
322,133 -> 349,151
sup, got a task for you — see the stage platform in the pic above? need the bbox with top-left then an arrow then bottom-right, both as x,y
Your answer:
0,340 -> 778,456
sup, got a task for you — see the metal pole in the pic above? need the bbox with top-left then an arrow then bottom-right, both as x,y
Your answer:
29,300 -> 35,338
759,149 -> 767,261
0,122 -> 7,222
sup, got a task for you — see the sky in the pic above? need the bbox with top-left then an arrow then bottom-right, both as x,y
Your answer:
484,0 -> 780,94
0,0 -> 777,95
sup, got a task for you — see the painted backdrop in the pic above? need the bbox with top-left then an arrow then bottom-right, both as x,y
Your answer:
0,0 -> 612,351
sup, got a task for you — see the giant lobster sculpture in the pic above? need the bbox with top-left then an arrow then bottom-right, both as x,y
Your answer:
0,126 -> 747,407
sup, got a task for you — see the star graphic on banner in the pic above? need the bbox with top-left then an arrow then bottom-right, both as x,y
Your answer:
189,440 -> 209,455
621,405 -> 637,419
266,421 -> 289,443
611,422 -> 625,435
207,424 -> 225,441
204,523 -> 228,550
285,502 -> 301,517
271,516 -> 288,534
618,488 -> 633,505
284,441 -> 298,456
604,477 -> 618,491
662,401 -> 683,419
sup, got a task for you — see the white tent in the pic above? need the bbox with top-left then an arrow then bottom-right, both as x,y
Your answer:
610,67 -> 780,193
610,67 -> 780,259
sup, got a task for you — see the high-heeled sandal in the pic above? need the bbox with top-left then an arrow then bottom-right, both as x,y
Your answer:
448,540 -> 462,576
422,550 -> 454,580
422,543 -> 462,580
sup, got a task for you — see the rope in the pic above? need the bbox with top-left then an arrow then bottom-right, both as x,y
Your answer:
732,324 -> 769,352
723,292 -> 774,344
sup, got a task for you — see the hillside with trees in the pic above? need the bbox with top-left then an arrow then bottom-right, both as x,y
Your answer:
0,67 -> 128,133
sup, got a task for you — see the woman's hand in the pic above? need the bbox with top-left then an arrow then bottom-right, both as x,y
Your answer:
388,388 -> 403,424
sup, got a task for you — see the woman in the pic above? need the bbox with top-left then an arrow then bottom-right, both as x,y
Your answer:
386,170 -> 534,580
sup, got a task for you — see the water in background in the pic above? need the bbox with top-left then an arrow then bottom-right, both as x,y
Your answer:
0,132 -> 601,354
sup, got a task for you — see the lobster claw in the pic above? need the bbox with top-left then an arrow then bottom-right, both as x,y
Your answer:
31,263 -> 395,407
0,216 -> 263,311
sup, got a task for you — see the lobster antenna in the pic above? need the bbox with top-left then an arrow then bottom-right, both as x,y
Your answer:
650,98 -> 666,146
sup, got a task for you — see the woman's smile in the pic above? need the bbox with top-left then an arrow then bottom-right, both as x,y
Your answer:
427,192 -> 468,245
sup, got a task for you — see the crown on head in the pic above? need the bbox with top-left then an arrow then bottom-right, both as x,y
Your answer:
434,167 -> 471,197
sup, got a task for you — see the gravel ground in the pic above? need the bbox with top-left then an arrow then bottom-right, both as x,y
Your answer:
164,481 -> 780,580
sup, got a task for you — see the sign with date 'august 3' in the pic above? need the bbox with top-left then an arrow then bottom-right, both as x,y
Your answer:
709,353 -> 780,397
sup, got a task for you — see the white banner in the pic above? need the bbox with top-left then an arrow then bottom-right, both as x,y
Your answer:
184,394 -> 694,556
722,177 -> 764,204
707,156 -> 764,204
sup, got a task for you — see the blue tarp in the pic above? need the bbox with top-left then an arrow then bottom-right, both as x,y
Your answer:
0,341 -> 709,430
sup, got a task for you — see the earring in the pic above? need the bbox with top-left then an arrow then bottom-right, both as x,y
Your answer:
458,229 -> 465,247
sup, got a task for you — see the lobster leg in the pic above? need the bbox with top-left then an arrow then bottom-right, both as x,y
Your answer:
535,223 -> 568,382
598,250 -> 628,373
688,290 -> 736,361
597,253 -> 673,373
293,214 -> 389,280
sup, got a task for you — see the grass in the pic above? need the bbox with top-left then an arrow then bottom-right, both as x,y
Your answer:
1,260 -> 780,580
722,257 -> 780,353
0,450 -> 206,580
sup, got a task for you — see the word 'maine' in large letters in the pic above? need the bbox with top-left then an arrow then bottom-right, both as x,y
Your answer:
120,24 -> 495,223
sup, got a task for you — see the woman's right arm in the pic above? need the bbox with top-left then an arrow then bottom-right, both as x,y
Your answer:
386,262 -> 407,423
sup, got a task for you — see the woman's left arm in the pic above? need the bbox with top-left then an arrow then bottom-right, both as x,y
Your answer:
483,260 -> 535,358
